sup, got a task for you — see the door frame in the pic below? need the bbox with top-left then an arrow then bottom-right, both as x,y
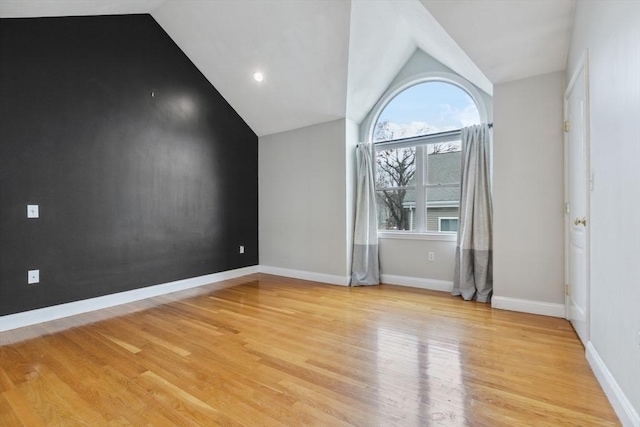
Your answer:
563,49 -> 591,341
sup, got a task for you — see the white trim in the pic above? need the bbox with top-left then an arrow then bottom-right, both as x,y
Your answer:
0,266 -> 260,332
259,265 -> 350,286
586,342 -> 639,427
563,76 -> 570,320
378,231 -> 457,241
491,296 -> 565,318
374,129 -> 462,149
380,274 -> 453,292
563,48 -> 592,341
565,51 -> 588,99
427,201 -> 459,207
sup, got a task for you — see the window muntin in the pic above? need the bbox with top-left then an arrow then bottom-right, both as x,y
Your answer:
373,81 -> 478,233
375,140 -> 461,232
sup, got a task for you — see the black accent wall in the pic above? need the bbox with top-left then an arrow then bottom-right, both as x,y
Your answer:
0,15 -> 258,316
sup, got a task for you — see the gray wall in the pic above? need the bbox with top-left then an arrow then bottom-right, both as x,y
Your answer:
259,119 -> 350,279
493,71 -> 565,304
379,238 -> 456,281
567,0 -> 640,417
345,118 -> 360,277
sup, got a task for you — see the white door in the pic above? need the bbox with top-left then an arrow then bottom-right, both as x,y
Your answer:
565,53 -> 590,346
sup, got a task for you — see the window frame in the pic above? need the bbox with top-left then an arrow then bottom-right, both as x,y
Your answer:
366,72 -> 487,241
374,131 -> 462,235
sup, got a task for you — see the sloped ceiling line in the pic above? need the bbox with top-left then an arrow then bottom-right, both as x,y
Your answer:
1,0 -> 575,137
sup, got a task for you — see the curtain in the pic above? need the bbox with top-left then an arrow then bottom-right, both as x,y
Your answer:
351,143 -> 380,286
453,124 -> 493,302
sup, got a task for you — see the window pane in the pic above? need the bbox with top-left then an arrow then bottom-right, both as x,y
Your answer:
374,82 -> 480,142
427,185 -> 460,207
375,147 -> 416,188
440,218 -> 459,232
376,189 -> 416,230
425,187 -> 459,232
426,141 -> 461,185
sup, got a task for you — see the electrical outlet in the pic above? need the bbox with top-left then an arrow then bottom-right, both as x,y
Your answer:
27,204 -> 39,218
239,245 -> 245,254
28,269 -> 39,284
428,252 -> 435,262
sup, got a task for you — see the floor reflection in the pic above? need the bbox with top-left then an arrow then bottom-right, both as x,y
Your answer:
376,325 -> 466,426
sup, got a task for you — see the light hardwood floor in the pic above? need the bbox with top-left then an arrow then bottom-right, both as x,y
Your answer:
1,273 -> 619,426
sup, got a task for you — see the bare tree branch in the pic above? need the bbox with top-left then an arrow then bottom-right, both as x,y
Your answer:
375,144 -> 415,230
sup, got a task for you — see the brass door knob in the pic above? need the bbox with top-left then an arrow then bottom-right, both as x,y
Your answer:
573,217 -> 587,226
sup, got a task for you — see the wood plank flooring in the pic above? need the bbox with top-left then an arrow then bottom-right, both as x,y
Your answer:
0,273 -> 619,426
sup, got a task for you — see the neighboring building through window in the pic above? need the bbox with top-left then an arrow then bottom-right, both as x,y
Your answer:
372,80 -> 481,233
439,217 -> 459,232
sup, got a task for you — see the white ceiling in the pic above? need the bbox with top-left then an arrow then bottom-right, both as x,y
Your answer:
421,0 -> 576,84
346,0 -> 493,125
0,0 -> 576,136
0,0 -> 165,17
152,0 -> 351,137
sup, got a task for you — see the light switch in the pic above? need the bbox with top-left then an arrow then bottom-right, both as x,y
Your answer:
27,205 -> 39,218
28,269 -> 39,284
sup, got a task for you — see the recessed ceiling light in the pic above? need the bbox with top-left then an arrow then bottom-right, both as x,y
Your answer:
253,72 -> 264,82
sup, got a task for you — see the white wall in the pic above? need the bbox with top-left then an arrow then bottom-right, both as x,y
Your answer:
566,1 -> 640,422
259,119 -> 350,281
493,71 -> 565,305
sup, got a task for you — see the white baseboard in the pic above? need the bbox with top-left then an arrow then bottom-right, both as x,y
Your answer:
586,342 -> 639,427
0,266 -> 569,333
491,296 -> 565,318
380,274 -> 453,292
0,265 -> 260,332
259,265 -> 350,286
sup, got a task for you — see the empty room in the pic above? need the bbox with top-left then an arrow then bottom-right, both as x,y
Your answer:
0,0 -> 638,426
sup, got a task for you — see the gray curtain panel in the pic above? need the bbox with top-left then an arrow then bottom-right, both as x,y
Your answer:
453,124 -> 493,302
351,143 -> 380,286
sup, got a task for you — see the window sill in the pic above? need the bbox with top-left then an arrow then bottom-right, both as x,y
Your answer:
377,231 -> 457,242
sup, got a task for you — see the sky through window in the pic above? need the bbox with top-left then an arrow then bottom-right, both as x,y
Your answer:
374,82 -> 480,142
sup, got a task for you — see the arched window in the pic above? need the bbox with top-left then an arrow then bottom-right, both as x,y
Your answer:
373,81 -> 480,142
370,77 -> 485,234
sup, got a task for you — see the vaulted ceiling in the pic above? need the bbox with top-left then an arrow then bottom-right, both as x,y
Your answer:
0,0 -> 575,137
421,0 -> 576,84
